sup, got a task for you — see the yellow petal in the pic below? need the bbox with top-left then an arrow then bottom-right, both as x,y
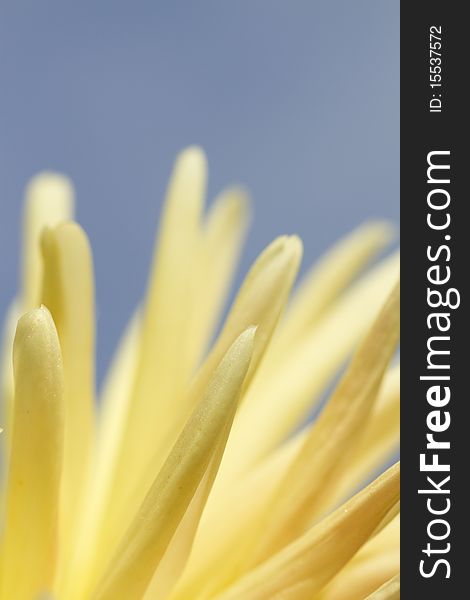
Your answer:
213,463 -> 400,600
92,327 -> 255,600
21,172 -> 74,309
185,365 -> 398,598
319,516 -> 399,600
188,284 -> 399,597
169,431 -> 306,600
185,186 -> 251,371
168,235 -> 301,512
144,469 -> 216,600
279,220 -> 393,348
364,574 -> 400,600
74,186 -> 248,598
218,253 -> 399,483
252,283 -> 400,562
64,148 -> 208,598
134,236 -> 301,544
145,429 -> 236,599
40,222 -> 96,572
322,364 -> 400,512
191,234 -> 302,403
93,310 -> 142,524
1,174 -> 73,457
101,147 -> 207,550
60,311 -> 142,600
0,300 -> 21,457
0,307 -> 64,600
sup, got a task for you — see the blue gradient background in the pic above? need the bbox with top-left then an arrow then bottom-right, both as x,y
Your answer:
0,1 -> 399,379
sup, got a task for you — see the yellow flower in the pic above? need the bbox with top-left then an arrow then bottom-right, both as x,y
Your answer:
0,147 -> 400,600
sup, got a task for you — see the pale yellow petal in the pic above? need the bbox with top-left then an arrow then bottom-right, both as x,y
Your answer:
144,468 -> 216,600
1,174 -> 73,456
186,284 -> 398,597
22,172 -> 74,309
0,300 -> 21,456
91,327 -> 255,600
218,253 -> 399,483
185,186 -> 251,370
322,365 -> 400,512
319,516 -> 399,600
213,463 -> 400,600
65,148 -> 209,598
61,311 -> 142,600
144,432 -> 232,599
71,187 -> 248,599
108,233 -> 301,567
99,148 -> 207,557
40,222 -> 96,574
191,234 -> 302,403
252,283 -> 399,562
169,431 -> 306,600
180,364 -> 398,598
364,574 -> 400,600
177,364 -> 398,599
279,220 -> 393,348
93,310 -> 142,523
0,307 -> 64,600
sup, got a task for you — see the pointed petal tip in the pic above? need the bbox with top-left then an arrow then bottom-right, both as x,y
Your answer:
359,219 -> 396,241
224,326 -> 257,372
267,234 -> 303,264
16,305 -> 55,337
282,234 -> 303,269
13,306 -> 61,378
14,306 -> 55,350
236,324 -> 258,347
287,233 -> 303,254
220,186 -> 252,216
4,304 -> 64,600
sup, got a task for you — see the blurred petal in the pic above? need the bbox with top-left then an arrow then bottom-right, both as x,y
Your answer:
252,283 -> 400,562
40,222 -> 96,567
364,574 -> 400,600
186,186 -> 251,370
0,300 -> 20,456
170,431 -> 307,599
61,311 -> 142,600
219,253 -> 399,482
22,172 -> 74,309
1,174 -> 73,457
280,220 -> 393,347
322,365 -> 400,512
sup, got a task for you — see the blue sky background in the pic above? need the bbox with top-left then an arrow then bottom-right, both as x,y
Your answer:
0,1 -> 399,379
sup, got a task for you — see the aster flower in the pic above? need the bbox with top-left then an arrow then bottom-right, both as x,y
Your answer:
0,147 -> 400,600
